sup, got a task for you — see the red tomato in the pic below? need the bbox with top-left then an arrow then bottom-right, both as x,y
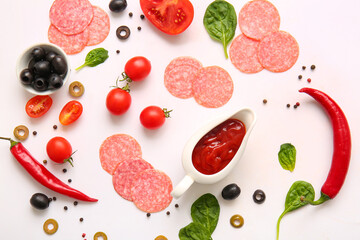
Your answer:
59,100 -> 83,125
140,106 -> 171,129
46,136 -> 74,165
124,56 -> 151,82
140,0 -> 194,35
25,95 -> 53,118
106,88 -> 131,115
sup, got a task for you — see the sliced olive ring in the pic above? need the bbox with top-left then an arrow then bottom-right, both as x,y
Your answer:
230,214 -> 244,228
13,125 -> 29,141
94,231 -> 108,240
155,235 -> 168,240
253,189 -> 266,204
116,26 -> 130,40
69,81 -> 85,97
43,218 -> 58,235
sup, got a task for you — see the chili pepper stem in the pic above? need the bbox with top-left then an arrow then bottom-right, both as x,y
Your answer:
300,193 -> 330,205
0,137 -> 18,149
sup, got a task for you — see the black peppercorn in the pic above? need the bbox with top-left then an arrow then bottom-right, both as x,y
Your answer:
310,65 -> 316,70
146,213 -> 151,217
43,160 -> 47,164
74,201 -> 78,206
263,99 -> 267,104
286,104 -> 290,108
129,12 -> 133,17
175,204 -> 179,208
116,50 -> 120,54
166,211 -> 170,215
68,179 -> 72,183
302,66 -> 306,70
33,131 -> 37,136
140,14 -> 145,19
80,217 -> 84,222
53,197 -> 57,201
298,75 -> 302,80
53,125 -> 58,130
63,168 -> 67,173
64,206 -> 68,210
137,26 -> 142,31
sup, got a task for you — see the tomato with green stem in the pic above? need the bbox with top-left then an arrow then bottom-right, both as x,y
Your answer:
59,100 -> 83,125
140,106 -> 172,129
122,56 -> 151,82
46,136 -> 75,166
106,83 -> 132,115
25,95 -> 53,118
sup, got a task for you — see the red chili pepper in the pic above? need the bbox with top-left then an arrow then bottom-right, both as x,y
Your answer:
0,137 -> 98,202
299,88 -> 351,204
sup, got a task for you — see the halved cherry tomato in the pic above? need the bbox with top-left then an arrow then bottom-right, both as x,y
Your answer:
59,100 -> 83,125
140,0 -> 194,35
124,56 -> 151,82
140,106 -> 172,129
46,136 -> 74,166
25,95 -> 53,118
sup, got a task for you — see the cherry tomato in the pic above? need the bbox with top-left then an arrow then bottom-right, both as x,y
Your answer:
124,56 -> 151,81
140,106 -> 172,129
59,100 -> 83,125
46,136 -> 74,166
140,0 -> 194,35
25,95 -> 53,118
106,88 -> 131,115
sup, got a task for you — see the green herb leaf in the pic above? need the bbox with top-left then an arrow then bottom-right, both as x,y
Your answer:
179,222 -> 212,240
203,0 -> 237,59
76,48 -> 109,70
278,143 -> 296,172
191,193 -> 220,234
276,181 -> 315,240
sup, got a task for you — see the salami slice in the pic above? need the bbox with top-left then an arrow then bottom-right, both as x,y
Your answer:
230,34 -> 264,73
239,0 -> 280,40
131,169 -> 173,213
113,158 -> 153,201
192,66 -> 233,108
99,134 -> 142,175
49,0 -> 94,35
164,57 -> 203,99
85,6 -> 110,46
258,31 -> 299,73
48,24 -> 89,55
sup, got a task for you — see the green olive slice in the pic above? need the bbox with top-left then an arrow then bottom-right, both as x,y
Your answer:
230,214 -> 244,228
13,125 -> 29,141
43,219 -> 59,235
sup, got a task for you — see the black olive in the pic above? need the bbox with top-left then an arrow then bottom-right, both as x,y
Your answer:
253,189 -> 266,204
48,74 -> 63,89
33,61 -> 51,77
32,77 -> 49,91
28,58 -> 36,73
51,55 -> 68,75
20,69 -> 34,85
222,183 -> 241,200
31,47 -> 46,61
116,26 -> 131,40
109,0 -> 127,12
45,51 -> 58,63
30,193 -> 50,210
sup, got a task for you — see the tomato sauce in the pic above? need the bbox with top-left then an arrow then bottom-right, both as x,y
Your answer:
192,119 -> 246,175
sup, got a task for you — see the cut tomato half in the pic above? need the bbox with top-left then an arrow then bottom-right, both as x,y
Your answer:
25,95 -> 53,118
140,0 -> 194,35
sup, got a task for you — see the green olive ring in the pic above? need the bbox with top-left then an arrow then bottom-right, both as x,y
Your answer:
155,235 -> 168,240
13,125 -> 29,141
43,218 -> 59,235
69,81 -> 85,97
94,231 -> 108,240
230,214 -> 244,228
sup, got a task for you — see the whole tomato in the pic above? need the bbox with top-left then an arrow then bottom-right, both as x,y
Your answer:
106,87 -> 131,115
140,106 -> 172,129
124,56 -> 151,81
46,136 -> 75,166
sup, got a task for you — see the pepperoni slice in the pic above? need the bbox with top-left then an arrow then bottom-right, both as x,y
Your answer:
48,25 -> 89,55
131,169 -> 173,213
239,0 -> 280,40
192,66 -> 233,108
230,34 -> 263,74
113,158 -> 153,201
49,0 -> 94,35
258,31 -> 299,73
85,6 -> 110,46
164,57 -> 203,99
99,134 -> 142,175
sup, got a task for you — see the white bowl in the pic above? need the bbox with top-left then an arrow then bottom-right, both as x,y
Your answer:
16,43 -> 70,95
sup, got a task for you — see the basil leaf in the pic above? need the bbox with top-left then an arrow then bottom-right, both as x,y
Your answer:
179,222 -> 212,240
191,193 -> 220,234
276,181 -> 315,240
203,0 -> 237,58
278,143 -> 296,172
76,48 -> 109,70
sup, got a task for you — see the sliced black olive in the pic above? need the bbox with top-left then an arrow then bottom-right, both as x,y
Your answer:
48,74 -> 63,89
31,47 -> 46,61
116,26 -> 130,40
28,58 -> 36,73
20,69 -> 34,85
51,55 -> 68,75
33,61 -> 51,77
45,51 -> 58,63
30,193 -> 50,210
32,77 -> 49,91
222,183 -> 241,200
109,0 -> 127,12
253,189 -> 266,204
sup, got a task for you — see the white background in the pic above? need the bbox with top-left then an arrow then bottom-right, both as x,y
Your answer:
0,0 -> 360,239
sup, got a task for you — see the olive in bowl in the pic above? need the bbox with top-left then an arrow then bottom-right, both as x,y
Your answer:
16,43 -> 70,95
